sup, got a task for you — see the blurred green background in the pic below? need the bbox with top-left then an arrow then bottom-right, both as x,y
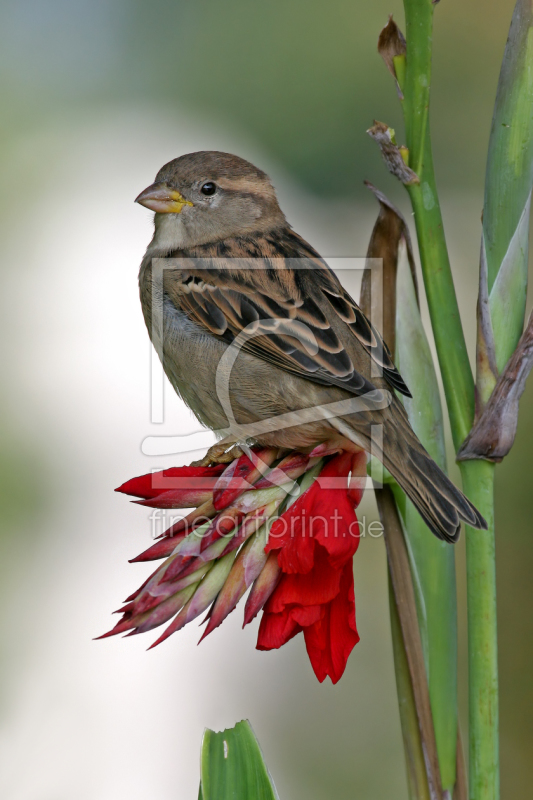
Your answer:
0,1 -> 531,798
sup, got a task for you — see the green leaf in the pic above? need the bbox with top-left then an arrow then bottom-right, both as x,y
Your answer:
395,247 -> 458,793
395,250 -> 446,472
200,720 -> 279,800
488,192 -> 531,372
483,0 -> 533,371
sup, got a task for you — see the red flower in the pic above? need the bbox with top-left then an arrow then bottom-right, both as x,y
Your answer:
257,452 -> 365,683
101,447 -> 367,684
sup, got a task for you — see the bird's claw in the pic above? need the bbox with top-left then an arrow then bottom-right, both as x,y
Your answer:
191,442 -> 245,467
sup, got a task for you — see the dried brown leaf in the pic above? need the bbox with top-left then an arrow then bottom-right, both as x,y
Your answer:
458,310 -> 533,461
376,488 -> 444,800
360,182 -> 418,350
378,15 -> 407,98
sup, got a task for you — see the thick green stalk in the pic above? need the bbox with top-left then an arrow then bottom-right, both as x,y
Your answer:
458,6 -> 533,794
406,182 -> 475,447
402,1 -> 474,450
461,463 -> 498,800
401,1 -> 499,798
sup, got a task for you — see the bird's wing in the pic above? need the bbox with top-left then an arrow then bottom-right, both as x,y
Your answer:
163,229 -> 410,398
289,231 -> 411,397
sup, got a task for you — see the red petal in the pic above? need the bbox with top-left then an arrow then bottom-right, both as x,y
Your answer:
129,532 -> 187,563
253,452 -> 310,490
243,552 -> 282,626
256,609 -> 302,650
213,455 -> 255,510
200,546 -> 249,640
303,561 -> 359,684
152,500 -> 216,539
306,485 -> 360,569
116,465 -> 225,499
256,600 -> 323,650
159,553 -> 199,584
265,546 -> 341,612
132,488 -> 214,509
290,604 -> 324,627
267,452 -> 361,572
212,449 -> 277,511
268,514 -> 317,574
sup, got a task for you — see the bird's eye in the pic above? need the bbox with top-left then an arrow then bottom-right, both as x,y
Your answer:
200,181 -> 217,196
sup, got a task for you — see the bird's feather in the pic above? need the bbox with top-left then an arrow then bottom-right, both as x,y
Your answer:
163,228 -> 411,399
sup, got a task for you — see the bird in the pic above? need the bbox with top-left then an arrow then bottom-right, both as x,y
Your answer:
135,150 -> 486,543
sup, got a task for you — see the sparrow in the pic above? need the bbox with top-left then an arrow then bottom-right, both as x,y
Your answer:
135,151 -> 486,542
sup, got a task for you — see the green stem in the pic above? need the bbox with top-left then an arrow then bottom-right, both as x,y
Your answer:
402,0 -> 475,449
406,182 -> 475,448
460,462 -> 498,800
401,1 -> 499,798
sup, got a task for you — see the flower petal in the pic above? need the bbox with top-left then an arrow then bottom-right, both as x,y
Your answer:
149,552 -> 236,648
265,546 -> 342,612
200,536 -> 256,640
116,465 -> 224,499
253,452 -> 311,490
267,453 -> 361,573
243,552 -> 282,626
303,561 -> 359,684
256,609 -> 302,650
213,449 -> 277,510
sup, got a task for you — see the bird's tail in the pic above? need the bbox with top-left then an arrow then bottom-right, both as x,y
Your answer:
332,415 -> 487,543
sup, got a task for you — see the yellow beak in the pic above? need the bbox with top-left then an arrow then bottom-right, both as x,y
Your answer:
135,182 -> 193,214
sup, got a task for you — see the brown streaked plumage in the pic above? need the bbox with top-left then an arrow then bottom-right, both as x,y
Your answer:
136,151 -> 486,542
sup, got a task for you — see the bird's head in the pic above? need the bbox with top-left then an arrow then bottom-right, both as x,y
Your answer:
135,151 -> 286,251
